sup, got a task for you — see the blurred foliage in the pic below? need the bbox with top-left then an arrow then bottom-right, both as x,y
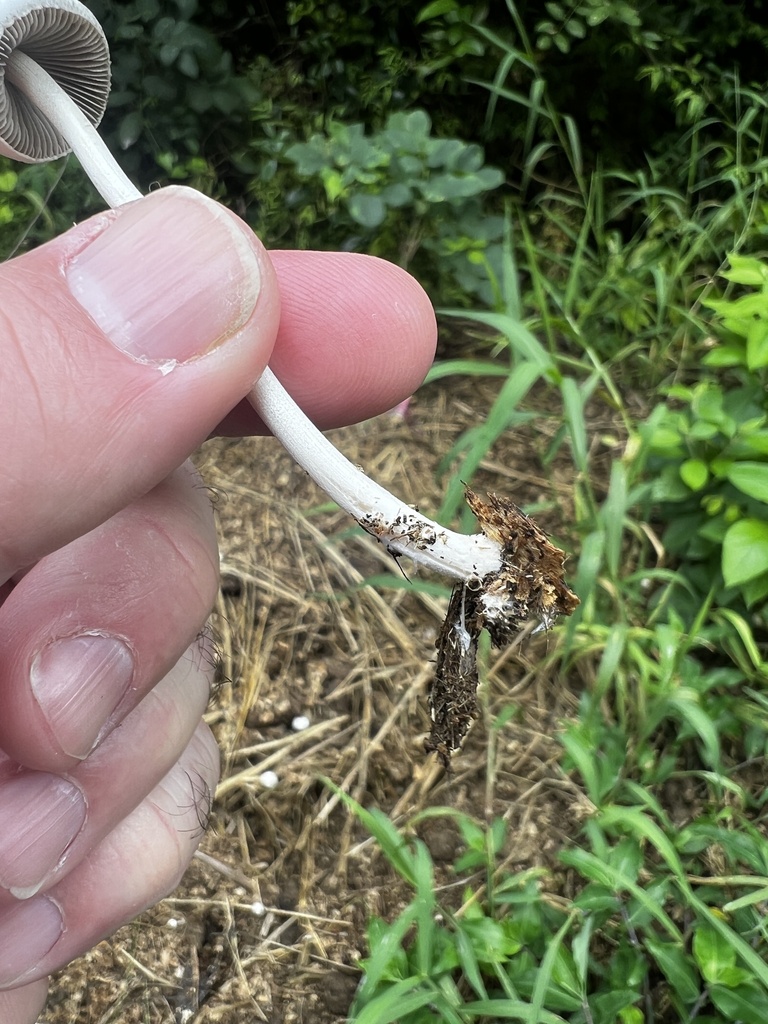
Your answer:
641,256 -> 768,620
267,109 -> 505,303
4,0 -> 768,285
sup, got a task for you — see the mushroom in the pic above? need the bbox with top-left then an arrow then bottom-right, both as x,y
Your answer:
0,0 -> 578,759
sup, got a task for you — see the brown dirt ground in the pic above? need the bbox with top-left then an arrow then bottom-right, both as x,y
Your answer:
41,361 -> 598,1024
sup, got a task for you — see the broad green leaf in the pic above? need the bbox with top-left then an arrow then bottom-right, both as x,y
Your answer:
348,193 -> 386,228
726,462 -> 768,503
685,893 -> 768,993
693,925 -> 736,984
703,344 -> 746,368
652,464 -> 690,502
618,1009 -> 644,1024
680,458 -> 709,491
742,572 -> 768,607
688,420 -> 720,440
381,182 -> 412,206
721,254 -> 768,286
722,519 -> 768,587
710,984 -> 768,1024
415,0 -> 457,22
717,965 -> 754,987
645,937 -> 700,1004
691,384 -> 725,423
706,293 -> 768,321
646,426 -> 685,454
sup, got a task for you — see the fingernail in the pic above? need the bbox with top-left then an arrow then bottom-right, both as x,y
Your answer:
66,186 -> 262,364
0,897 -> 63,986
30,634 -> 135,759
0,773 -> 86,898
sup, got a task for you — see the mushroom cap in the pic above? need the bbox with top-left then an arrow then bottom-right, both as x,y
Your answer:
0,0 -> 109,162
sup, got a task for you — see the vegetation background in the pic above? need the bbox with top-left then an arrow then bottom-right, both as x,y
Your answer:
8,1 -> 768,1021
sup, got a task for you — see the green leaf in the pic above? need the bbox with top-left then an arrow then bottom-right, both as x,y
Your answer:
645,425 -> 684,454
680,459 -> 709,491
347,193 -> 387,228
425,359 -> 510,382
710,984 -> 768,1024
723,519 -> 768,587
703,344 -> 746,368
118,110 -> 143,149
688,420 -> 720,440
724,885 -> 768,912
415,0 -> 458,22
693,925 -> 736,984
561,377 -> 588,474
652,465 -> 691,503
353,977 -> 443,1024
381,182 -> 412,207
717,965 -> 754,987
721,254 -> 768,287
726,462 -> 768,503
566,18 -> 585,39
454,923 -> 488,998
618,1009 -> 644,1024
706,292 -> 768,322
747,319 -> 768,369
667,691 -> 721,767
560,847 -> 682,941
742,572 -> 768,607
645,937 -> 700,1004
461,998 -> 568,1021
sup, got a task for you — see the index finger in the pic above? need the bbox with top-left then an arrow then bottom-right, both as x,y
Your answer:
216,249 -> 437,436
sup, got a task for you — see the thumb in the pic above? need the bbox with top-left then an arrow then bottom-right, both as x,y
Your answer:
2,186 -> 280,580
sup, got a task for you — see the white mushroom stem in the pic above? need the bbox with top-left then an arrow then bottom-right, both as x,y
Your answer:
7,50 -> 504,581
250,369 -> 502,577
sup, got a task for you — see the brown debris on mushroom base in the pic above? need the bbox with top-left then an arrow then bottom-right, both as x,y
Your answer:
425,489 -> 580,768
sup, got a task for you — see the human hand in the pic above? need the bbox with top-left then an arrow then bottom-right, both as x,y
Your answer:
0,186 -> 436,1022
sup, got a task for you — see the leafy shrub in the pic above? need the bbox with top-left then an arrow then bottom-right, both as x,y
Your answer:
86,0 -> 256,184
332,783 -> 768,1023
249,109 -> 505,304
641,255 -> 768,618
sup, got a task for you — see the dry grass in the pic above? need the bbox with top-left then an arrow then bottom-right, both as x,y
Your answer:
42,373 -> 586,1023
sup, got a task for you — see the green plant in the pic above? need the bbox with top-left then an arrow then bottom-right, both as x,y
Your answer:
273,109 -> 504,304
640,255 -> 768,618
0,158 -> 97,260
87,0 -> 256,184
329,777 -> 768,1023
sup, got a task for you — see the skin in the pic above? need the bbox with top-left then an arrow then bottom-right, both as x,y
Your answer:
0,187 -> 436,1021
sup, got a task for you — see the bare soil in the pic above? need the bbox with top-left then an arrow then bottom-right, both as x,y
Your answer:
42,369 -> 592,1024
